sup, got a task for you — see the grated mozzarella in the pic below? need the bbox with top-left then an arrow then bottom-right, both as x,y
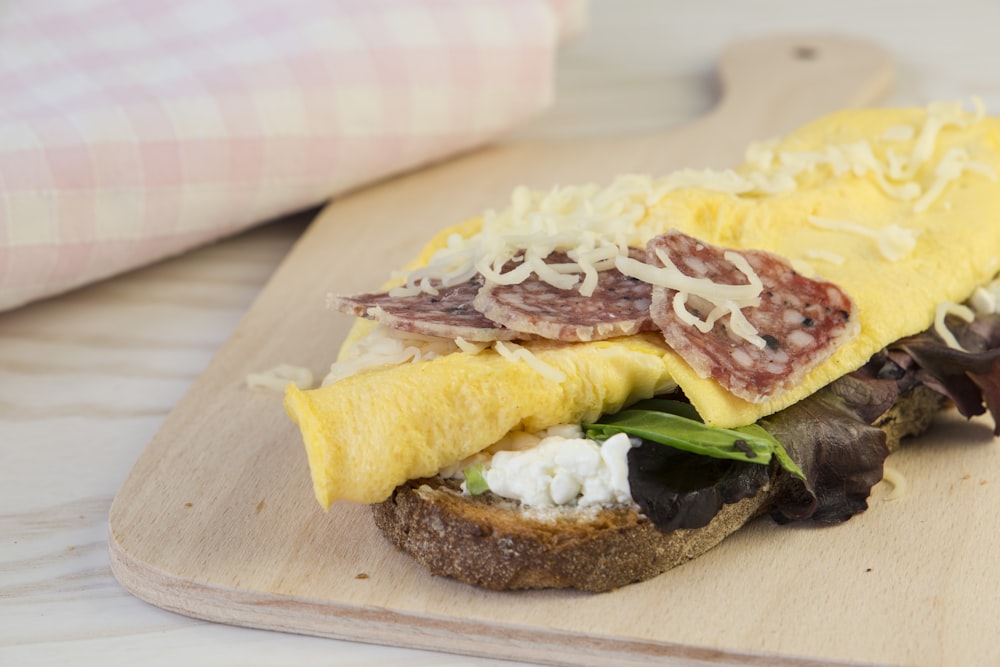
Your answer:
933,301 -> 976,351
615,247 -> 766,348
881,124 -> 916,142
807,216 -> 919,262
969,278 -> 1000,314
454,337 -> 489,355
804,248 -> 847,265
912,147 -> 997,213
493,340 -> 567,383
323,325 -> 460,385
247,364 -> 315,392
324,325 -> 570,384
391,101 -> 987,304
882,464 -> 909,501
889,98 -> 985,181
367,99 -> 990,375
930,273 -> 1000,353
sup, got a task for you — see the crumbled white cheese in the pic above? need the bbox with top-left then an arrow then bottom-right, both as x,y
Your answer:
481,431 -> 636,508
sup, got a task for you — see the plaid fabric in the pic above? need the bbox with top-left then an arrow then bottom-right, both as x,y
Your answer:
0,0 -> 586,312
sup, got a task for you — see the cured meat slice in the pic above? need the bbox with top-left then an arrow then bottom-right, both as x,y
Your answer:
472,250 -> 656,342
328,276 -> 521,342
647,231 -> 859,403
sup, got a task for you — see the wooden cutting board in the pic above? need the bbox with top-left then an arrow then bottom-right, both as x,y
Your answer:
108,35 -> 999,666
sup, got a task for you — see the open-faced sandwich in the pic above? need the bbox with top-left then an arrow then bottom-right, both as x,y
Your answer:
284,100 -> 1000,592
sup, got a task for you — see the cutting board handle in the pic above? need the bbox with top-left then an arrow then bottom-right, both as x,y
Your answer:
711,34 -> 893,142
525,34 -> 893,177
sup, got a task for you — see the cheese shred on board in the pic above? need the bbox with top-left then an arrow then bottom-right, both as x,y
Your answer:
286,101 -> 1000,508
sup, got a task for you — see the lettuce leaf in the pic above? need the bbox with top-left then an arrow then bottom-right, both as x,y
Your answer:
896,311 -> 1000,435
625,440 -> 770,531
761,388 -> 889,524
462,462 -> 489,495
584,398 -> 805,479
584,398 -> 807,531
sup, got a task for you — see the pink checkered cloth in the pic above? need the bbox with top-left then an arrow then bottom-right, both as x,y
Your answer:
0,0 -> 585,312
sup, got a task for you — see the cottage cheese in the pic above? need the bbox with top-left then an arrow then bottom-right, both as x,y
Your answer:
482,431 -> 636,508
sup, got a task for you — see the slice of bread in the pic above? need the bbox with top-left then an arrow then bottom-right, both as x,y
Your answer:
372,385 -> 946,592
373,477 -> 772,592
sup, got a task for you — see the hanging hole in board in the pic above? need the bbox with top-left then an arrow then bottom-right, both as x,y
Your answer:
793,45 -> 819,60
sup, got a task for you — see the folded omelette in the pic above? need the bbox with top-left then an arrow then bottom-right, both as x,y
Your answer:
286,102 -> 1000,508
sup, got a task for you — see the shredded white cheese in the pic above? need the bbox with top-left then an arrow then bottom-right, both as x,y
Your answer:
247,364 -> 315,391
323,325 -> 460,385
882,465 -> 910,502
390,100 -> 986,304
933,301 -> 976,351
807,216 -> 919,262
325,326 -> 568,385
615,248 -> 766,348
454,337 -> 489,355
969,278 -> 1000,314
888,98 -> 985,182
881,124 -> 916,142
804,248 -> 847,265
929,274 -> 1000,352
882,464 -> 909,501
912,147 -> 997,213
493,340 -> 567,383
347,100 -> 991,380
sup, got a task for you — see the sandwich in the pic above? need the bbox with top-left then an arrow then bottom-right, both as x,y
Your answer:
284,100 -> 1000,592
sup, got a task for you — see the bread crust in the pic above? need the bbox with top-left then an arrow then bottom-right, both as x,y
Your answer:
371,385 -> 948,592
875,384 -> 947,452
372,479 -> 773,592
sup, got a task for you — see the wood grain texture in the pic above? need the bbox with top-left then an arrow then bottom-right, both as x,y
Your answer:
105,34 -> 995,666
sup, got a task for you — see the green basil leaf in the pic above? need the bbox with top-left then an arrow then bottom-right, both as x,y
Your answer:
626,398 -> 702,421
463,462 -> 489,495
586,410 -> 772,464
583,399 -> 806,479
767,431 -> 807,481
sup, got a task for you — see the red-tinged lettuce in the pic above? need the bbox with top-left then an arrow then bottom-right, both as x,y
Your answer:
760,388 -> 889,524
766,309 -> 1000,524
626,442 -> 771,531
589,399 -> 801,531
622,308 -> 1000,532
895,311 -> 1000,435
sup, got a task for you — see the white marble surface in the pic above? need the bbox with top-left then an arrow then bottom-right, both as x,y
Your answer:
5,2 -> 1000,665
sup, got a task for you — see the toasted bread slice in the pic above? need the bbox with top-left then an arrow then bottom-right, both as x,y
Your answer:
373,477 -> 772,592
372,386 -> 946,592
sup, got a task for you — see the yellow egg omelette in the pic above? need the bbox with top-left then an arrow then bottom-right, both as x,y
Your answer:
285,101 -> 1000,508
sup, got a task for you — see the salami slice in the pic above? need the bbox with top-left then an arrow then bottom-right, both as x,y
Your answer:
328,276 -> 521,342
472,250 -> 656,342
647,230 -> 859,403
